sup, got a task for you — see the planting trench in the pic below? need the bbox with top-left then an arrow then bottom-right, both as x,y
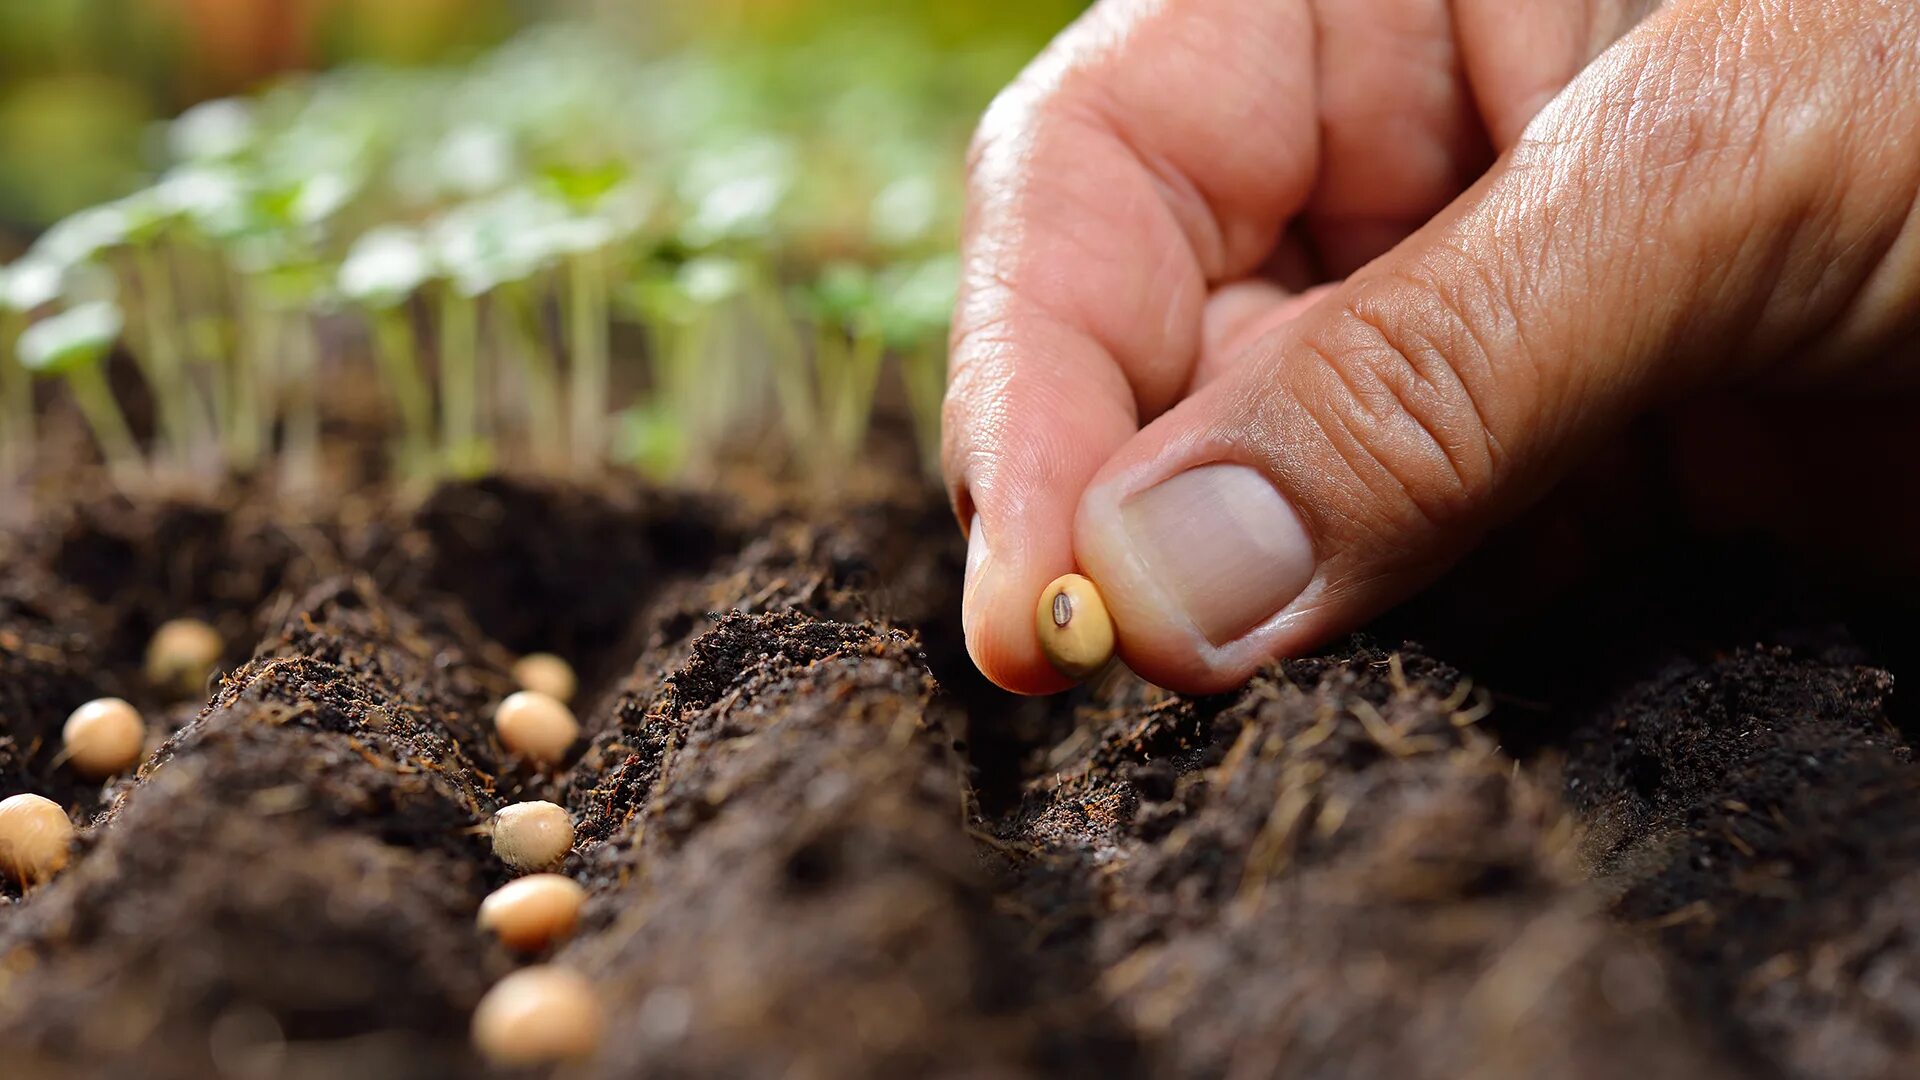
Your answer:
0,476 -> 1918,1078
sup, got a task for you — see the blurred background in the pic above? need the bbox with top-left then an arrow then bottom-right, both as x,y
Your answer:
0,0 -> 1082,235
0,0 -> 1091,488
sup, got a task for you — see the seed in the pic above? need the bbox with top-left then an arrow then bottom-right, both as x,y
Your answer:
492,801 -> 575,872
146,617 -> 223,697
1035,573 -> 1115,681
494,690 -> 580,766
478,873 -> 587,952
62,697 -> 147,778
512,653 -> 577,704
471,965 -> 604,1065
0,793 -> 75,886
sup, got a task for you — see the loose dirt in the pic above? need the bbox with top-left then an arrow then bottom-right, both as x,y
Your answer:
2,471 -> 1917,1078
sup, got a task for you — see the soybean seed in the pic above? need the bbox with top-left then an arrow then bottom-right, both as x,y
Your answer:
471,965 -> 604,1065
1035,573 -> 1116,681
512,653 -> 577,704
62,697 -> 147,778
492,801 -> 575,872
146,617 -> 223,697
494,690 -> 580,766
0,793 -> 75,887
478,873 -> 587,952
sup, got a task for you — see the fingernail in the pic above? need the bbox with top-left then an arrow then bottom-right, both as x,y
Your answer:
1120,464 -> 1315,645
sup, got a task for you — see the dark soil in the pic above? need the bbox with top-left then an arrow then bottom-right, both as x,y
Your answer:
3,468 -> 1919,1078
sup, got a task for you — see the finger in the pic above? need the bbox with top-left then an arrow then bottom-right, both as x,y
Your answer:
945,0 -> 1321,693
1073,0 -> 1920,692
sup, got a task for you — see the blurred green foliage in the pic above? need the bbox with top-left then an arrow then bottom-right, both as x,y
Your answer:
0,0 -> 1080,233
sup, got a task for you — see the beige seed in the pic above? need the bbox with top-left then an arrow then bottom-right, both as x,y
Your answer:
146,617 -> 224,697
471,965 -> 603,1066
62,697 -> 147,778
494,691 -> 580,766
0,793 -> 75,886
478,873 -> 587,952
1036,573 -> 1116,681
491,801 -> 575,872
512,653 -> 577,704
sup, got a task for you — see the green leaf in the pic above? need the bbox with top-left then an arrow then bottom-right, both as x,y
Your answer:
340,227 -> 432,308
16,301 -> 122,374
874,253 -> 959,348
539,160 -> 631,211
168,98 -> 257,162
0,257 -> 62,313
800,261 -> 877,326
612,402 -> 687,479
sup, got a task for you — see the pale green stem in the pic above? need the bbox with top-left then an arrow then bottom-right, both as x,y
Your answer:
369,306 -> 434,475
66,361 -> 143,482
1,312 -> 30,477
499,283 -> 565,468
228,286 -> 271,469
439,287 -> 480,473
279,313 -> 321,495
182,248 -> 232,456
813,323 -> 846,474
133,242 -> 212,466
566,251 -> 610,472
749,277 -> 817,453
902,343 -> 947,479
837,318 -> 885,463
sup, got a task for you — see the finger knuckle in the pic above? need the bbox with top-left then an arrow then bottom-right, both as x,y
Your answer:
1293,293 -> 1509,530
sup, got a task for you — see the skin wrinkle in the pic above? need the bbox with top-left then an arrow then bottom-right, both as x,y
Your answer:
1288,333 -> 1451,536
1347,274 -> 1509,494
1403,243 -> 1529,472
1332,299 -> 1496,515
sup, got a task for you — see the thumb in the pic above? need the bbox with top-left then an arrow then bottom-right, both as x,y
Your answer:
1074,0 -> 1920,692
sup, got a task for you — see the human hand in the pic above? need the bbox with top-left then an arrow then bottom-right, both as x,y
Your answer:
945,0 -> 1920,694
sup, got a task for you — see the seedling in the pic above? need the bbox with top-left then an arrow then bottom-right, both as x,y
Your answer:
493,690 -> 580,766
0,793 -> 75,887
512,653 -> 577,704
16,301 -> 141,482
491,800 -> 575,872
61,698 -> 147,779
339,227 -> 436,472
471,965 -> 604,1066
873,254 -> 959,477
146,617 -> 224,698
478,873 -> 587,952
1036,573 -> 1116,681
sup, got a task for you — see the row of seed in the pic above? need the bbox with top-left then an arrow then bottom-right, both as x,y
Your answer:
0,622 -> 606,1066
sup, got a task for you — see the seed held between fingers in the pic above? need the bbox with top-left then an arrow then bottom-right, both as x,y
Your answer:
494,690 -> 580,765
512,652 -> 577,704
1036,573 -> 1116,681
0,793 -> 76,886
62,697 -> 147,778
479,873 -> 587,952
471,965 -> 604,1065
145,617 -> 224,697
491,801 -> 575,872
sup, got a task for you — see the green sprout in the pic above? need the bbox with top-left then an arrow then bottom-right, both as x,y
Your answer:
2,18 -> 1014,491
0,258 -> 62,477
339,226 -> 436,474
874,253 -> 959,477
17,301 -> 140,481
617,253 -> 756,479
536,161 -> 649,473
429,191 -> 570,475
799,261 -> 886,470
